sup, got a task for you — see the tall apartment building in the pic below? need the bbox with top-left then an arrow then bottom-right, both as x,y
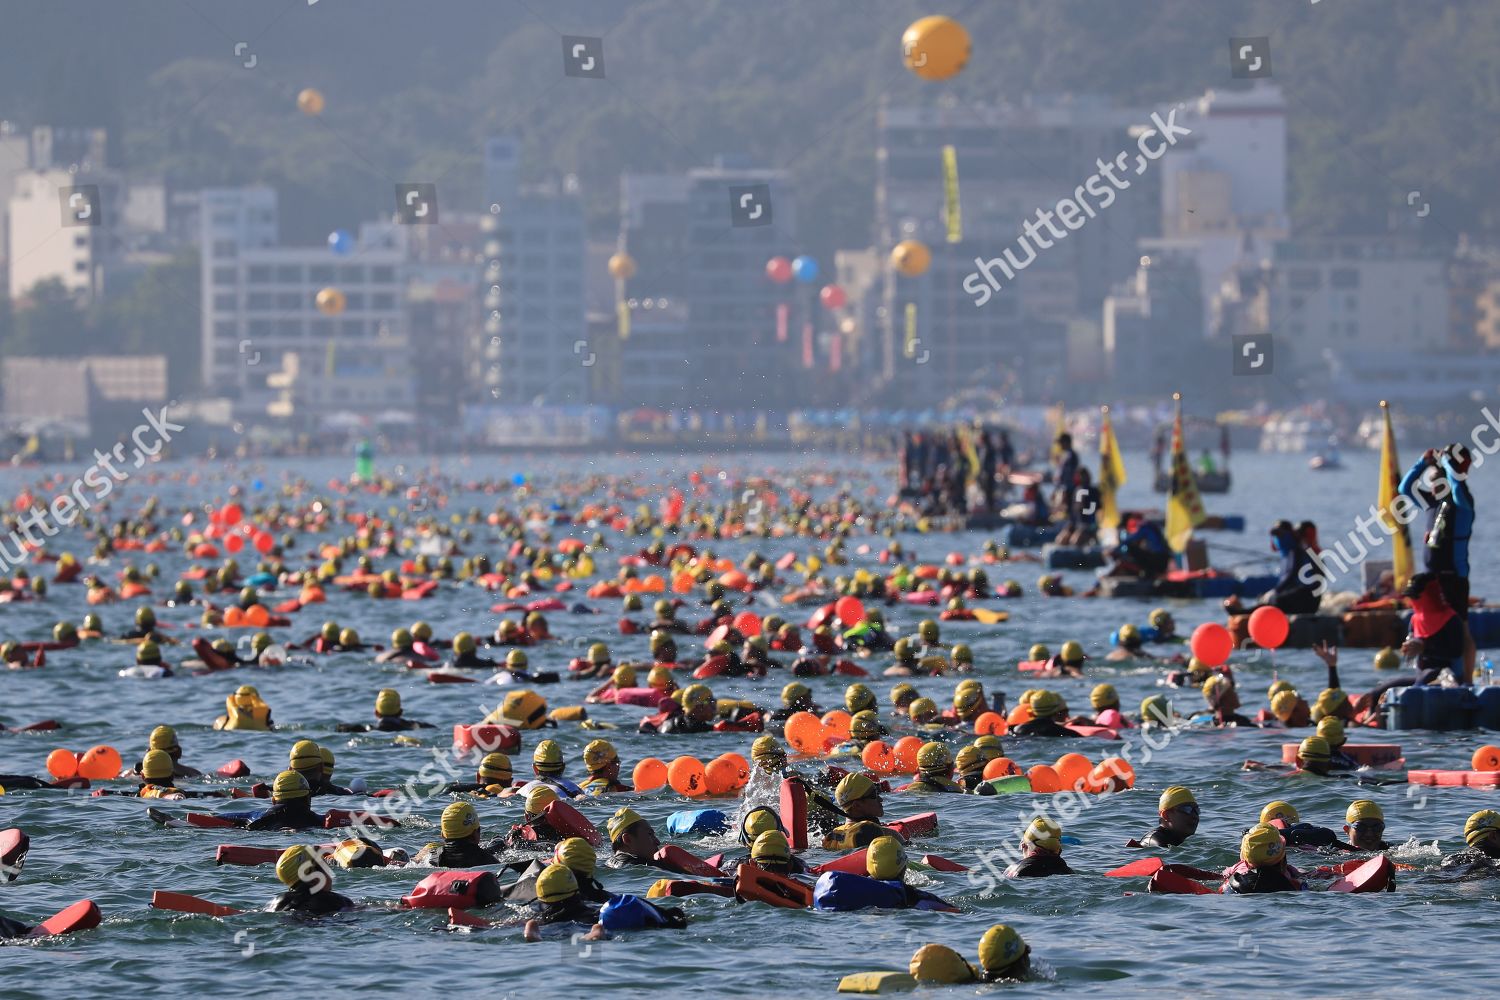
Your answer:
617,158 -> 800,408
199,188 -> 413,416
480,137 -> 588,406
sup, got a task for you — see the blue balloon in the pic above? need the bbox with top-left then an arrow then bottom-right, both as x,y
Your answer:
511,473 -> 526,486
791,255 -> 819,283
327,230 -> 354,255
251,479 -> 264,491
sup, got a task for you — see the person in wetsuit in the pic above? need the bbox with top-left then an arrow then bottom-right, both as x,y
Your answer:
268,845 -> 354,915
1136,785 -> 1200,848
902,742 -> 962,793
1224,521 -> 1320,616
1224,823 -> 1303,894
336,689 -> 433,732
1012,690 -> 1073,737
501,837 -> 611,904
418,801 -> 504,867
1005,817 -> 1074,878
247,771 -> 323,831
579,739 -> 631,795
441,752 -> 516,796
1401,444 -> 1476,676
1441,809 -> 1500,874
1107,513 -> 1172,580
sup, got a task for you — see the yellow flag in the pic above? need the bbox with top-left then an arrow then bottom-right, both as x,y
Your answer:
903,303 -> 918,356
617,299 -> 631,340
1164,395 -> 1207,552
959,426 -> 980,477
941,145 -> 961,243
1049,404 -> 1067,460
1097,406 -> 1128,531
1377,400 -> 1412,590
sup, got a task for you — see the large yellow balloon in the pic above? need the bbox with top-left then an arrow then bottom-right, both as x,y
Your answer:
902,16 -> 970,81
315,287 -> 346,316
890,239 -> 932,277
297,88 -> 326,116
608,252 -> 636,280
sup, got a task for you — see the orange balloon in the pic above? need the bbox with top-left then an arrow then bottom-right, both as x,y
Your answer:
672,572 -> 695,594
1054,753 -> 1093,791
223,606 -> 246,627
46,748 -> 79,780
784,711 -> 825,755
1006,703 -> 1033,727
983,757 -> 1023,780
719,752 -> 751,790
244,604 -> 271,627
667,756 -> 707,797
862,740 -> 895,774
704,757 -> 739,796
632,757 -> 668,792
820,710 -> 852,743
77,745 -> 123,780
1473,745 -> 1500,772
974,711 -> 1007,736
892,736 -> 924,774
1026,764 -> 1062,794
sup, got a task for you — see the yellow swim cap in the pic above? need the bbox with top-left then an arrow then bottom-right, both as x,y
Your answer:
441,801 -> 480,839
506,649 -> 528,670
1158,786 -> 1196,813
375,688 -> 401,718
141,749 -> 175,781
918,620 -> 939,643
1060,640 -> 1087,664
1270,689 -> 1301,722
1149,608 -> 1173,629
974,735 -> 1004,761
1373,647 -> 1401,671
607,806 -> 644,844
751,830 -> 791,864
611,665 -> 637,688
835,772 -> 878,809
1117,624 -> 1141,647
583,739 -> 618,771
782,681 -> 811,707
478,752 -> 512,782
1241,823 -> 1285,867
553,837 -> 597,878
588,643 -> 610,664
1298,736 -> 1331,761
272,770 -> 310,802
289,740 -> 322,772
954,745 -> 983,776
953,686 -> 984,715
845,683 -> 876,714
750,736 -> 785,768
978,924 -> 1029,977
536,862 -> 578,903
850,710 -> 880,741
235,684 -> 261,700
909,943 -> 976,984
1312,687 -> 1349,721
1029,690 -> 1063,718
1260,800 -> 1299,824
533,739 -> 564,771
454,631 -> 477,655
1022,816 -> 1062,854
525,784 -> 559,817
889,683 -> 917,706
276,845 -> 330,889
866,835 -> 907,880
1316,716 -> 1346,749
741,807 -> 781,843
951,643 -> 973,664
908,697 -> 938,721
916,741 -> 952,773
1346,799 -> 1384,825
321,746 -> 337,772
1465,809 -> 1500,847
681,684 -> 714,708
647,666 -> 673,691
1266,679 -> 1295,701
149,725 -> 179,751
1027,644 -> 1051,662
1090,684 -> 1119,710
1140,695 -> 1171,726
391,628 -> 413,650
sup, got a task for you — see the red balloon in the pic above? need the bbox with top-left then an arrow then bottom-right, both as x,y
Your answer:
224,533 -> 244,553
1248,606 -> 1290,649
819,284 -> 847,310
253,532 -> 275,554
834,595 -> 865,627
1190,622 -> 1234,667
765,257 -> 793,284
220,504 -> 242,526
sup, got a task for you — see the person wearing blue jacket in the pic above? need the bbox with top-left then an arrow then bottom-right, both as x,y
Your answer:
1224,521 -> 1320,616
1105,512 -> 1171,580
1400,444 -> 1475,678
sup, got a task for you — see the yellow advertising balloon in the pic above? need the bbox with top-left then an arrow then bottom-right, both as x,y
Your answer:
902,16 -> 970,81
297,88 -> 326,116
608,252 -> 636,280
890,240 -> 932,277
314,287 -> 346,316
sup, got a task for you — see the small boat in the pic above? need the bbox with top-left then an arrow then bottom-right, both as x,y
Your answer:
1309,454 -> 1342,471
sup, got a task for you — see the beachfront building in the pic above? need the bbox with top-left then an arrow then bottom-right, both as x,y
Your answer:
479,136 -> 588,407
198,187 -> 414,419
1103,250 -> 1209,399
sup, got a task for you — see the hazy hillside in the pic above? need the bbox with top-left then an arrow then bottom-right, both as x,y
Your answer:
3,0 -> 1496,258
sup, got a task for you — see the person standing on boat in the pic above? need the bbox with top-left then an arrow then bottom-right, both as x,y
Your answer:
1399,444 -> 1475,680
1050,433 -> 1078,518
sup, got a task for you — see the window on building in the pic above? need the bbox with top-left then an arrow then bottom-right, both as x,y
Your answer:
371,266 -> 395,283
212,241 -> 238,258
247,292 -> 272,309
215,321 -> 237,340
338,266 -> 365,284
343,293 -> 365,310
370,293 -> 395,310
309,265 -> 334,282
214,293 -> 237,311
1330,268 -> 1359,289
247,265 -> 271,282
276,320 -> 302,337
74,260 -> 87,273
1288,268 -> 1320,291
276,292 -> 302,310
275,265 -> 301,283
249,319 -> 273,337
